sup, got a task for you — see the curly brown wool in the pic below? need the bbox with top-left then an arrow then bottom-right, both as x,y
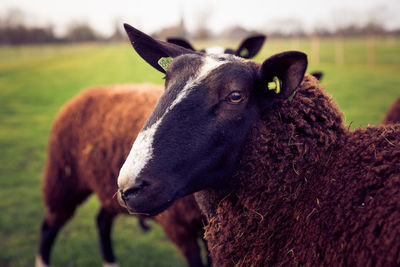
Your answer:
196,75 -> 400,267
42,84 -> 207,266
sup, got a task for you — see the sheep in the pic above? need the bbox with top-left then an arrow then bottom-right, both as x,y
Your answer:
310,71 -> 323,81
166,35 -> 266,59
36,84 -> 209,267
117,25 -> 400,266
382,97 -> 400,125
37,34 -> 269,267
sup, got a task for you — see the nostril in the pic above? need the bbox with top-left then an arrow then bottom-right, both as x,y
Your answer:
123,180 -> 150,199
119,189 -> 126,199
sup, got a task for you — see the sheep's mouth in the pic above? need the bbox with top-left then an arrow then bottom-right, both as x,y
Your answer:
136,197 -> 177,216
118,190 -> 179,216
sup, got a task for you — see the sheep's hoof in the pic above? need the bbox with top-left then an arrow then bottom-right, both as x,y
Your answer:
35,255 -> 49,267
103,262 -> 119,267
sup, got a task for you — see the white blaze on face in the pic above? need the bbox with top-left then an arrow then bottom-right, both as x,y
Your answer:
205,46 -> 225,55
117,56 -> 226,190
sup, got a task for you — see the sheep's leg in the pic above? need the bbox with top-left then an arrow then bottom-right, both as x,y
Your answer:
181,237 -> 204,267
158,218 -> 205,267
138,217 -> 151,232
202,236 -> 212,267
96,208 -> 118,266
36,218 -> 63,267
37,183 -> 91,267
37,204 -> 80,267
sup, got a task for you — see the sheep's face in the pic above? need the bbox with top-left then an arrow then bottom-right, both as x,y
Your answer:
117,25 -> 307,216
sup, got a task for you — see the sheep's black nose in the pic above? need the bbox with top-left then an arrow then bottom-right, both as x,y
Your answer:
121,179 -> 150,202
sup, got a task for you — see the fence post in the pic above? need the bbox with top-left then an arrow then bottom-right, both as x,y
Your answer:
335,35 -> 344,66
367,35 -> 376,68
311,36 -> 320,65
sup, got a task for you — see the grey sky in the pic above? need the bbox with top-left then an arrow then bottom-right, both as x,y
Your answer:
0,0 -> 399,36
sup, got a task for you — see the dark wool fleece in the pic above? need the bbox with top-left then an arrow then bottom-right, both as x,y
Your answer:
196,75 -> 400,267
382,97 -> 400,125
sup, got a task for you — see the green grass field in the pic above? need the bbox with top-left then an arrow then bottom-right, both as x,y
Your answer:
0,37 -> 399,266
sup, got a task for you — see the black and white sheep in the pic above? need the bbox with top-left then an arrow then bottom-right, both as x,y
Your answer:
117,25 -> 400,266
36,33 -> 270,267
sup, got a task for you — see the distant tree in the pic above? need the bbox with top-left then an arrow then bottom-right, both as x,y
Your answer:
0,8 -> 57,44
108,19 -> 125,42
313,25 -> 334,37
65,21 -> 100,42
336,21 -> 385,37
362,21 -> 385,35
155,16 -> 187,40
0,8 -> 26,28
221,25 -> 258,40
193,8 -> 212,40
26,26 -> 57,43
264,18 -> 306,38
389,28 -> 400,36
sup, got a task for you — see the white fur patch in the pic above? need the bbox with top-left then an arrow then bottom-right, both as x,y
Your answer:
103,262 -> 119,267
35,255 -> 49,267
205,46 -> 225,55
118,56 -> 226,190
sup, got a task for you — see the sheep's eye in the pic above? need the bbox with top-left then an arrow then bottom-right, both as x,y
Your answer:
227,91 -> 245,103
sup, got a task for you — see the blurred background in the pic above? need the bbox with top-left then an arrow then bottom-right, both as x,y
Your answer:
0,0 -> 399,266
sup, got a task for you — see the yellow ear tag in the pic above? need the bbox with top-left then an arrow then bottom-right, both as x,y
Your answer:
158,57 -> 173,71
239,48 -> 249,57
267,76 -> 281,94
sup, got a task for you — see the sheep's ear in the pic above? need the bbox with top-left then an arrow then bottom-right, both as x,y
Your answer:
235,35 -> 266,59
311,71 -> 323,81
258,51 -> 307,107
166,38 -> 195,51
124,24 -> 194,73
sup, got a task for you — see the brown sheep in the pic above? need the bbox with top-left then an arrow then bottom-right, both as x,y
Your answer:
117,25 -> 400,267
36,84 -> 208,267
382,97 -> 400,125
